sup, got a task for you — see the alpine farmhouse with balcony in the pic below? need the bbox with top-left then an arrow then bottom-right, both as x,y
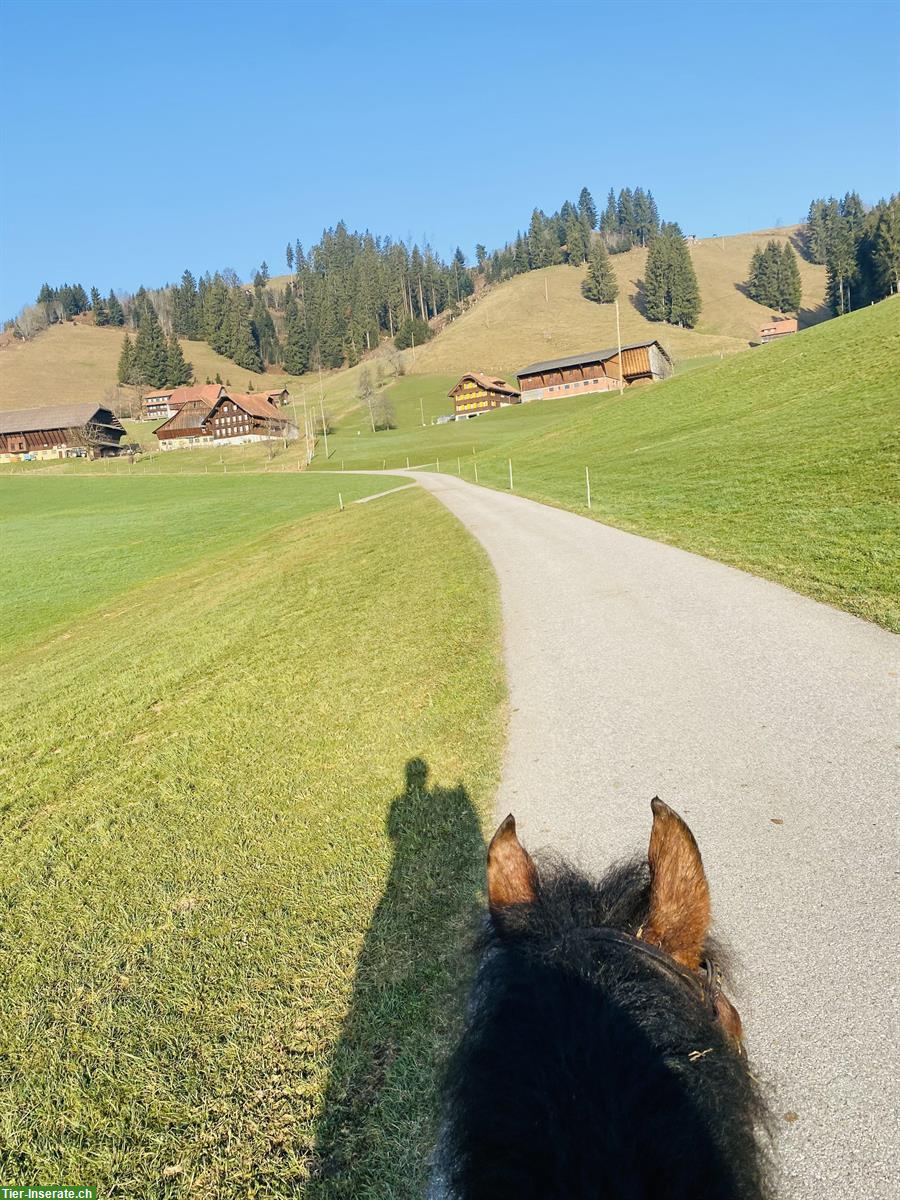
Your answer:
516,340 -> 673,401
449,373 -> 521,418
0,402 -> 127,462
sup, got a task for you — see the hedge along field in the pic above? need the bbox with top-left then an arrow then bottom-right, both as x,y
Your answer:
0,472 -> 392,655
0,486 -> 504,1196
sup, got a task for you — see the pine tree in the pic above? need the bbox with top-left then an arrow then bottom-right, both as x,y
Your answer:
282,298 -> 309,374
600,189 -> 618,235
778,243 -> 802,312
133,307 -> 168,386
578,187 -> 598,231
565,215 -> 586,264
91,287 -> 109,326
117,332 -> 135,385
668,234 -> 701,326
528,209 -> 550,268
106,290 -> 125,326
286,242 -> 294,273
643,236 -> 671,321
202,275 -> 231,354
643,225 -> 700,327
825,219 -> 857,314
229,290 -> 263,372
582,239 -> 618,303
165,334 -> 193,386
873,197 -> 900,295
251,289 -> 278,366
617,189 -> 635,244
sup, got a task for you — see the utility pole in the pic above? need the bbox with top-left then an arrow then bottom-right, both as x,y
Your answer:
615,300 -> 624,395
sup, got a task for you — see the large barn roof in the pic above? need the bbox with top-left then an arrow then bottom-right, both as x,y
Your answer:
221,393 -> 290,421
517,341 -> 669,378
0,402 -> 115,434
449,372 -> 520,398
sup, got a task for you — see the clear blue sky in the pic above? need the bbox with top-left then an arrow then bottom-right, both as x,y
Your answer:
1,0 -> 897,319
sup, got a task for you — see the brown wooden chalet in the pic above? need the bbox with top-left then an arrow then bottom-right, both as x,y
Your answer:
143,383 -> 225,421
449,373 -> 521,418
0,403 -> 127,462
516,341 -> 673,401
154,390 -> 297,449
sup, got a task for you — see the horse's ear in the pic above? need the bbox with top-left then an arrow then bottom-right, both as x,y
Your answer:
643,797 -> 710,970
487,814 -> 537,913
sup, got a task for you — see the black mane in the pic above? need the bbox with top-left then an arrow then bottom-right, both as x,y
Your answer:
439,855 -> 772,1199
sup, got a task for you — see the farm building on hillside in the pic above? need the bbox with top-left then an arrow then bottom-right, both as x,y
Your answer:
0,403 -> 127,462
154,391 -> 297,450
154,400 -> 216,450
759,317 -> 798,343
142,384 -> 225,421
256,388 -> 291,407
516,341 -> 673,401
449,373 -> 521,418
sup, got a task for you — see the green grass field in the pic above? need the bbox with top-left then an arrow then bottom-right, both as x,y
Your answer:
0,478 -> 504,1196
316,299 -> 900,631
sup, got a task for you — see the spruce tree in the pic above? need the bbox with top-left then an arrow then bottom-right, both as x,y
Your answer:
282,299 -> 309,374
285,242 -> 294,273
117,332 -> 135,385
91,287 -> 109,326
578,187 -> 598,231
643,236 -> 671,321
133,308 -> 168,386
778,243 -> 802,312
643,225 -> 701,327
668,234 -> 701,326
873,197 -> 900,294
229,291 -> 263,372
165,334 -> 193,386
600,189 -> 618,235
106,290 -> 125,326
565,216 -> 586,264
582,239 -> 618,303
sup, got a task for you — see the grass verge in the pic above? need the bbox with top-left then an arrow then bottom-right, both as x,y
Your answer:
0,486 -> 504,1197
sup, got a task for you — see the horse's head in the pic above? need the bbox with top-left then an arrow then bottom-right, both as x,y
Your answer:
486,798 -> 745,1053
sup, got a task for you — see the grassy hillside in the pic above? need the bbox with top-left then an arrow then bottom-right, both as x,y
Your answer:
0,481 -> 503,1196
410,227 -> 828,379
1,227 -> 825,418
316,299 -> 900,631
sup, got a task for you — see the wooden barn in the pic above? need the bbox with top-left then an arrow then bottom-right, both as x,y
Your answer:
154,399 -> 216,450
516,341 -> 673,401
449,373 -> 521,418
759,317 -> 798,343
0,403 -> 127,462
143,383 -> 224,421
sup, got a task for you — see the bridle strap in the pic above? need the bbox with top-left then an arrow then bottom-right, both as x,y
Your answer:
570,927 -> 721,1017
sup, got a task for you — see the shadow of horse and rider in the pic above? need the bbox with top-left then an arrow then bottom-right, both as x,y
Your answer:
307,758 -> 485,1198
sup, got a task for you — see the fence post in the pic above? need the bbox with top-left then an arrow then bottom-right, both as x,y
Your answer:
508,459 -> 513,490
339,492 -> 344,511
474,460 -> 479,484
585,466 -> 591,509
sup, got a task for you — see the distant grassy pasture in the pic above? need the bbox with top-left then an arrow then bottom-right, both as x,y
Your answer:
316,299 -> 900,631
0,484 -> 503,1196
0,474 -> 391,656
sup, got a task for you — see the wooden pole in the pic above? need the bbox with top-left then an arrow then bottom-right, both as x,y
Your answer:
585,466 -> 592,508
474,460 -> 478,484
420,397 -> 425,426
320,395 -> 329,459
339,492 -> 344,511
615,300 -> 624,395
508,459 -> 513,490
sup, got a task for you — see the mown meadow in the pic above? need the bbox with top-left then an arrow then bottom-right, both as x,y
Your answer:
316,299 -> 900,631
0,476 -> 504,1196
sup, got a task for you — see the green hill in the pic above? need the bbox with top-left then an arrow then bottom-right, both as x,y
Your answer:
1,227 -> 826,417
316,298 -> 900,631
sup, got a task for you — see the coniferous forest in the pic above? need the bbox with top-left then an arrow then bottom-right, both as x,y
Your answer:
11,187 -> 899,379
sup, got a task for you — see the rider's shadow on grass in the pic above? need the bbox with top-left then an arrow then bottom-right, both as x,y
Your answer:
309,757 -> 485,1197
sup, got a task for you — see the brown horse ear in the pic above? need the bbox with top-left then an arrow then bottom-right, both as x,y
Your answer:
487,814 -> 537,912
642,797 -> 710,970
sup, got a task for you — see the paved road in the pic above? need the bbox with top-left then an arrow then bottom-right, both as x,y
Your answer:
405,471 -> 898,1199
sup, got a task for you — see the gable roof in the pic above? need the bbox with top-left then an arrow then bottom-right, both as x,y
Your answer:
0,403 -> 118,435
449,372 -> 520,398
154,400 -> 214,435
166,384 -> 226,409
516,341 -> 670,378
143,388 -> 174,400
215,392 -> 289,421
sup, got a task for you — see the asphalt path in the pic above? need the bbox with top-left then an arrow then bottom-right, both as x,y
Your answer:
403,470 -> 898,1200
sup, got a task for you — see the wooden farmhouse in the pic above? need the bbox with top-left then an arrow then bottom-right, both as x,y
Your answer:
759,317 -> 798,343
0,403 -> 127,462
143,384 -> 225,421
516,341 -> 673,402
154,390 -> 297,450
449,373 -> 521,418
